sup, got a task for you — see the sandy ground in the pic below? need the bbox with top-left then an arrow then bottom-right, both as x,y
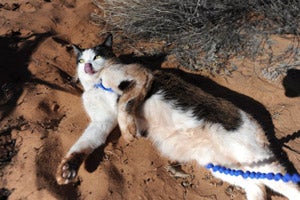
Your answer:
0,1 -> 300,200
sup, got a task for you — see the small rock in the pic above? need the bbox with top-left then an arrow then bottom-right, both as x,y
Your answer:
19,3 -> 36,13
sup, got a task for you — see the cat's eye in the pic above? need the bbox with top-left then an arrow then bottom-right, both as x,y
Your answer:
79,59 -> 85,63
94,55 -> 102,60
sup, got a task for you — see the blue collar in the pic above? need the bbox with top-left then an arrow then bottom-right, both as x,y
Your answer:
94,79 -> 114,92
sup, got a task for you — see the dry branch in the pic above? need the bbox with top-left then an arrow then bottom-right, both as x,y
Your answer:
92,0 -> 300,76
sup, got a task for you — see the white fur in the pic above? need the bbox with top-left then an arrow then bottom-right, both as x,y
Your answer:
66,49 -> 118,157
77,49 -> 106,90
137,94 -> 271,164
65,48 -> 300,199
136,93 -> 300,200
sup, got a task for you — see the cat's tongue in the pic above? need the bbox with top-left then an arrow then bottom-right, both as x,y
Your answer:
84,63 -> 95,75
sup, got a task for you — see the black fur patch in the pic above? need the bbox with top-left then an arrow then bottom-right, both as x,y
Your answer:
93,43 -> 115,59
74,39 -> 115,65
140,130 -> 148,137
118,80 -> 134,91
125,99 -> 135,113
147,71 -> 242,131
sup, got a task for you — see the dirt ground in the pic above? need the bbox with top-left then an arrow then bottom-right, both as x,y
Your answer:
0,1 -> 300,200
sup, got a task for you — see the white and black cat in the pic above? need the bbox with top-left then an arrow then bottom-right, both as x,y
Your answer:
57,34 -> 300,200
56,34 -> 119,185
99,51 -> 300,200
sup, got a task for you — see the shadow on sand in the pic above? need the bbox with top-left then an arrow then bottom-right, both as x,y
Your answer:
0,31 -> 82,120
283,69 -> 300,98
0,31 -> 84,200
0,31 -> 52,119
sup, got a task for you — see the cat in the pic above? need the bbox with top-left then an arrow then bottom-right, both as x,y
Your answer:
98,42 -> 300,200
56,34 -> 300,200
56,34 -> 119,185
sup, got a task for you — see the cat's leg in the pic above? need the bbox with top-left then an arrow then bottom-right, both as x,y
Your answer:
212,161 -> 300,200
263,180 -> 300,200
56,118 -> 117,185
117,71 -> 153,142
211,171 -> 267,200
253,161 -> 300,200
243,183 -> 267,200
117,96 -> 140,142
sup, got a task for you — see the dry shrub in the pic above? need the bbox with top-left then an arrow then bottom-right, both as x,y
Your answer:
91,0 -> 300,76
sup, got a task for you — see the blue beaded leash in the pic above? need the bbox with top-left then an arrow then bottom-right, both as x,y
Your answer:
205,163 -> 300,183
94,79 -> 114,92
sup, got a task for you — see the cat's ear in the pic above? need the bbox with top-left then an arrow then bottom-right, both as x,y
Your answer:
103,33 -> 113,48
72,44 -> 82,56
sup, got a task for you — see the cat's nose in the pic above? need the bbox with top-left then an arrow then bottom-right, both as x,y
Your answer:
84,63 -> 95,74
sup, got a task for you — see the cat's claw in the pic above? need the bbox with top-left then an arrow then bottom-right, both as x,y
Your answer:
61,164 -> 77,179
56,153 -> 86,185
57,160 -> 78,185
121,125 -> 137,142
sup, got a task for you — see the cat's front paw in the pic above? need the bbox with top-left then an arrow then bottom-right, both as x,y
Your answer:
56,152 -> 86,185
121,124 -> 137,143
122,130 -> 136,142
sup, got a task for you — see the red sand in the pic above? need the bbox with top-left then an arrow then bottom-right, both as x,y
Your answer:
1,1 -> 299,199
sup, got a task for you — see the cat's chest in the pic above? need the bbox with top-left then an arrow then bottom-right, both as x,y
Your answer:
82,88 -> 118,115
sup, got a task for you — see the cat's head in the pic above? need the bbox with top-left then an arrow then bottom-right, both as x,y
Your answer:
72,34 -> 115,81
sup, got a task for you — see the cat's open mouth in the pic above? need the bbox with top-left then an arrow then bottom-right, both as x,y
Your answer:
84,63 -> 95,75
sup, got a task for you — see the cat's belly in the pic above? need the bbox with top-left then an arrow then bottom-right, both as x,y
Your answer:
139,94 -> 216,163
138,94 -> 273,166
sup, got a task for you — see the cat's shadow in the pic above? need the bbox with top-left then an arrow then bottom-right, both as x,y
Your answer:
84,127 -> 121,173
84,53 -> 300,177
